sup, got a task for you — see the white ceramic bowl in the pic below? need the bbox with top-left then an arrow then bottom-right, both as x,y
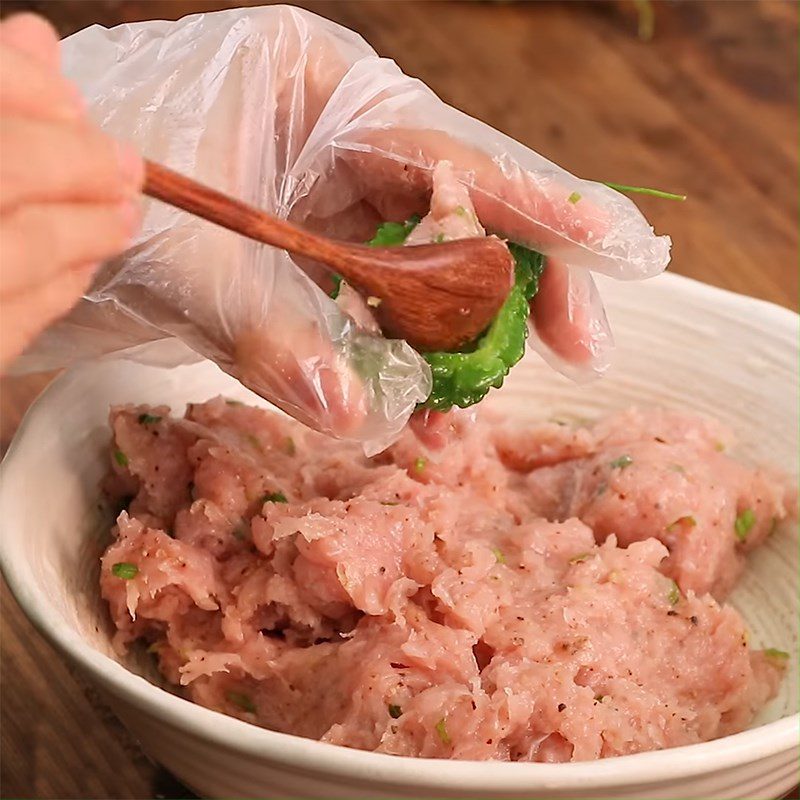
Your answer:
2,272 -> 798,800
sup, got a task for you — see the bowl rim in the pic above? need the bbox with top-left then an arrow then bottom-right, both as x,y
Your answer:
2,271 -> 798,792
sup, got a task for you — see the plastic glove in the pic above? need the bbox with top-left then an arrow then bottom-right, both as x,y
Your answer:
14,6 -> 670,454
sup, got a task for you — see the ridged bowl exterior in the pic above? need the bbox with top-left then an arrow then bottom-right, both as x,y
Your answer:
2,272 -> 798,799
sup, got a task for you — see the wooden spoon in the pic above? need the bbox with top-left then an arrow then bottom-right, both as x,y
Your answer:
143,160 -> 514,353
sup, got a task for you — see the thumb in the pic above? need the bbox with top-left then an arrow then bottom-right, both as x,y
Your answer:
0,13 -> 60,70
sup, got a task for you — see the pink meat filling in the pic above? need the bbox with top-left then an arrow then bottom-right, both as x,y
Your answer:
100,400 -> 790,762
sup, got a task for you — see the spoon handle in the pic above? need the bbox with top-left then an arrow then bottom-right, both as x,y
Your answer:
142,159 -> 348,270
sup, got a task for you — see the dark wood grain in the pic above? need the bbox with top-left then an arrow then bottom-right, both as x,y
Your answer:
1,1 -> 797,798
143,159 -> 514,352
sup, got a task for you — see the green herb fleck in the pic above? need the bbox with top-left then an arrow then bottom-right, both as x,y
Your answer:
491,546 -> 506,564
226,691 -> 256,714
667,579 -> 681,606
610,454 -> 633,470
414,457 -> 427,473
435,717 -> 451,744
596,482 -> 608,496
111,562 -> 138,580
246,434 -> 263,453
138,413 -> 162,425
381,501 -> 400,506
603,182 -> 686,201
263,492 -> 288,504
454,205 -> 467,218
435,233 -> 446,243
665,515 -> 697,533
113,450 -> 129,468
225,399 -> 244,407
569,553 -> 590,564
329,273 -> 343,300
285,437 -> 296,456
388,704 -> 403,719
763,648 -> 790,663
567,191 -> 582,204
233,524 -> 249,541
734,508 -> 756,541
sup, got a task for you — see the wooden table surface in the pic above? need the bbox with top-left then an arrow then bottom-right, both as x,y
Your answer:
1,1 -> 797,798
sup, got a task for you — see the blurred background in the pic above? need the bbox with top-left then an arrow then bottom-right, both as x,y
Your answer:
0,2 -> 797,798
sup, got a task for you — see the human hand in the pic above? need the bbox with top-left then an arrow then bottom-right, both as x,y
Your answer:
15,6 -> 669,454
0,13 -> 143,371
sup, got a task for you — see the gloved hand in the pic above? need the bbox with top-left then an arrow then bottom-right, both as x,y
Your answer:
14,6 -> 670,454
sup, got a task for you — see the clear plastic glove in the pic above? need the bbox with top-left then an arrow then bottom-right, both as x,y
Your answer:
15,6 -> 670,454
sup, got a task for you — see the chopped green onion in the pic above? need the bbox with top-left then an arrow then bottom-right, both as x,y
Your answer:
413,457 -> 427,473
263,492 -> 287,504
569,553 -> 590,564
454,206 -> 467,218
246,434 -> 263,453
666,515 -> 697,533
763,648 -> 790,663
567,191 -> 582,204
734,509 -> 756,541
226,691 -> 257,714
667,579 -> 681,605
610,455 -> 633,470
388,704 -> 403,719
113,450 -> 129,468
491,546 -> 506,564
435,233 -> 446,243
435,717 -> 451,744
137,413 -> 162,425
603,182 -> 686,201
111,562 -> 138,580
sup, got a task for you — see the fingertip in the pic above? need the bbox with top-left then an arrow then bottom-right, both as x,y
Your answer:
0,12 -> 61,70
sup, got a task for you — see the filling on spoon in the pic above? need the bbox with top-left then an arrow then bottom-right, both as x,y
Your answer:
334,161 -> 544,412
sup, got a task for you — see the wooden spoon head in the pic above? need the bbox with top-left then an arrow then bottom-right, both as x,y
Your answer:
344,236 -> 515,352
